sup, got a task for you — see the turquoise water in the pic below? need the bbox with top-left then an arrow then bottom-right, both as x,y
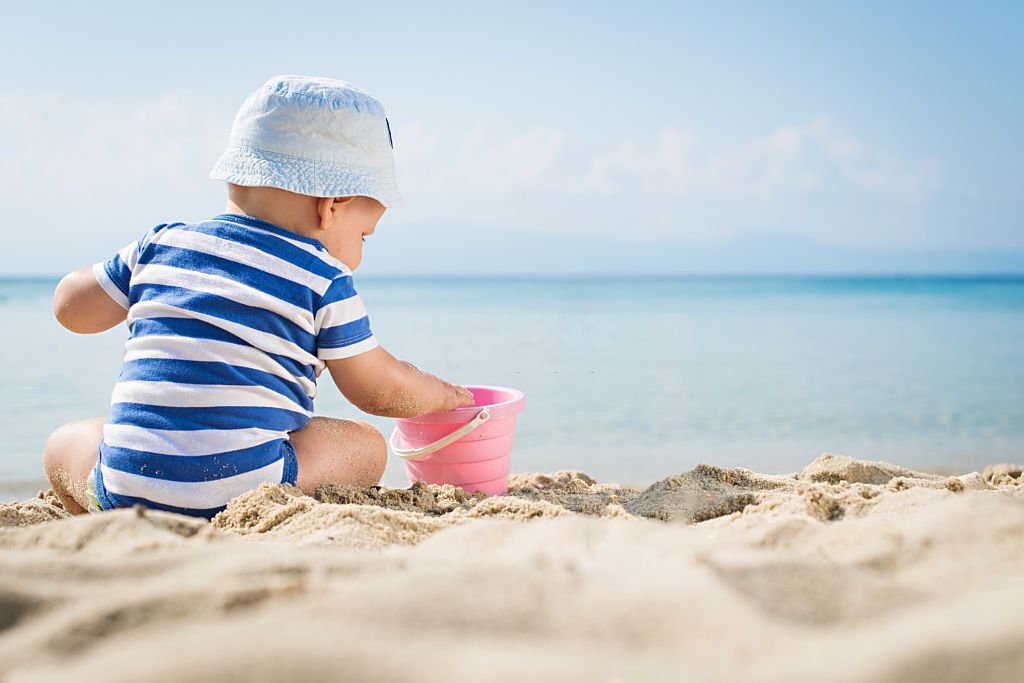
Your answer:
2,275 -> 1023,500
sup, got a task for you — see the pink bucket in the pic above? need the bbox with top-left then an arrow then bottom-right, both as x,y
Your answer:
389,386 -> 525,496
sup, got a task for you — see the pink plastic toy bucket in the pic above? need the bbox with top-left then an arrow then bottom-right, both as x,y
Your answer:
389,386 -> 525,496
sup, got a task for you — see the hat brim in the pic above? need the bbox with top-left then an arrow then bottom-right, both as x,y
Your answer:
210,145 -> 402,208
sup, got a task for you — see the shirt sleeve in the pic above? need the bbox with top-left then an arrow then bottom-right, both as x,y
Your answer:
91,237 -> 144,310
90,224 -> 170,310
314,274 -> 378,360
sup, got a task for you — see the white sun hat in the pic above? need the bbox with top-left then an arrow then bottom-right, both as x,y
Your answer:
210,75 -> 402,207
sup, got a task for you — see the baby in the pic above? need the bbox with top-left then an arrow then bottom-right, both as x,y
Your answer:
44,75 -> 474,518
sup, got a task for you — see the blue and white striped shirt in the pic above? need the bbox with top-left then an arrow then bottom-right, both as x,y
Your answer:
90,213 -> 377,518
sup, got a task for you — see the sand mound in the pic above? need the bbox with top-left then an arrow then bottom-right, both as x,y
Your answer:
210,481 -> 574,549
0,506 -> 212,554
983,463 -> 1024,486
3,451 -> 1012,538
800,452 -> 937,484
2,453 -> 1024,682
623,463 -> 795,522
210,482 -> 452,549
315,479 -> 484,514
507,469 -> 598,489
0,492 -> 68,529
502,471 -> 638,516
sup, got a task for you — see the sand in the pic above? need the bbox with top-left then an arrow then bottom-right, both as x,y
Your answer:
1,452 -> 1023,682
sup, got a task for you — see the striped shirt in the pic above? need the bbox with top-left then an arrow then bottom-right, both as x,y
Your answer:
90,213 -> 377,518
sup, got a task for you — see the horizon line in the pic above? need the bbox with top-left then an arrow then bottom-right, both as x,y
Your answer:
5,272 -> 1024,281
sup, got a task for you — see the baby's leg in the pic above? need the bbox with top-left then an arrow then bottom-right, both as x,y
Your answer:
43,417 -> 105,514
289,417 -> 387,495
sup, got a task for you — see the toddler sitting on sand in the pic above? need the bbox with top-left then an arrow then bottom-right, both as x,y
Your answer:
44,75 -> 474,518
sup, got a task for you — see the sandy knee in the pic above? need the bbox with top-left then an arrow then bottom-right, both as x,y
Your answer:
292,418 -> 387,490
43,418 -> 104,479
351,420 -> 387,486
43,422 -> 77,475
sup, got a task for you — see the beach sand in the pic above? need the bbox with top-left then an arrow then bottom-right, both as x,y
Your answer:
1,453 -> 1023,682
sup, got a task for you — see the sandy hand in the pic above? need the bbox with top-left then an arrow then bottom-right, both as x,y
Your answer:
448,384 -> 476,410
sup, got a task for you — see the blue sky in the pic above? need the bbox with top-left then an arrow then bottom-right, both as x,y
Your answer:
0,0 -> 1021,274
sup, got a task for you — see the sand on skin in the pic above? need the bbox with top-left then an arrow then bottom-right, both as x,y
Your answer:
0,453 -> 1022,682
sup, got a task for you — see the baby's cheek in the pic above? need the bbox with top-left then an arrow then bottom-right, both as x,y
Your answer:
344,242 -> 363,271
349,241 -> 364,271
331,238 -> 362,271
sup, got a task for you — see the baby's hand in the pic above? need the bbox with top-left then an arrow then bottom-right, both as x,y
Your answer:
444,384 -> 476,411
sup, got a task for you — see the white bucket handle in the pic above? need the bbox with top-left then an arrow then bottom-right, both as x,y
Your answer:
388,408 -> 491,461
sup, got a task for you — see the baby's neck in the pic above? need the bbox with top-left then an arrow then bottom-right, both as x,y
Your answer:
224,186 -> 320,240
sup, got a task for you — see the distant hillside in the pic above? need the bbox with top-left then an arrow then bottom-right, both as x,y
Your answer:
360,226 -> 1024,276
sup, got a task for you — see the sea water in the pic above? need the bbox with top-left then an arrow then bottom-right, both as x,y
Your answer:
2,275 -> 1023,500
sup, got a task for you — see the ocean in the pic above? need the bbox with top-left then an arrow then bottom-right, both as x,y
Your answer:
2,275 -> 1023,500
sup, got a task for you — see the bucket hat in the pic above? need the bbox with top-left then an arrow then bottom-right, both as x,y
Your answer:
210,75 -> 401,207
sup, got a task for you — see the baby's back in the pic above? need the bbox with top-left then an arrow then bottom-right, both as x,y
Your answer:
93,213 -> 367,517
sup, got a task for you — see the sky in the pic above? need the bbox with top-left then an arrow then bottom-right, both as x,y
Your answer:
0,0 -> 1021,275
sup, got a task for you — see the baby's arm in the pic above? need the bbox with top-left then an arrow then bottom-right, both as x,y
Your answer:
53,266 -> 128,334
325,346 -> 474,418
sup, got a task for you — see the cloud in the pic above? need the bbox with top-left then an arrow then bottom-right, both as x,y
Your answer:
572,118 -> 943,201
393,116 -> 941,204
397,123 -> 568,193
0,91 -> 228,201
0,90 -> 941,211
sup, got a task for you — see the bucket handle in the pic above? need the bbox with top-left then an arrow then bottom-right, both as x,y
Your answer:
388,408 -> 491,461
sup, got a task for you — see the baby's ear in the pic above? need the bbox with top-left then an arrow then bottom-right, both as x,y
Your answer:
316,196 -> 339,231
